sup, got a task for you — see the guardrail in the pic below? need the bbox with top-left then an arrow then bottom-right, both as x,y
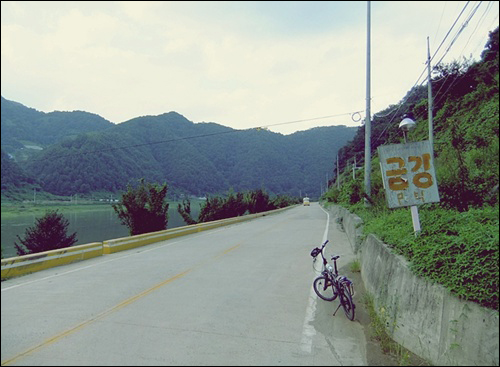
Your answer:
1,206 -> 296,280
1,242 -> 103,280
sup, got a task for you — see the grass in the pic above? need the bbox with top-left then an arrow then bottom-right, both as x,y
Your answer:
349,259 -> 361,273
1,202 -> 114,219
1,198 -> 207,219
325,200 -> 499,311
362,293 -> 426,366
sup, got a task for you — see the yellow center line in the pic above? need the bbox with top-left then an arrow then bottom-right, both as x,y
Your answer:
1,244 -> 241,366
218,243 -> 241,256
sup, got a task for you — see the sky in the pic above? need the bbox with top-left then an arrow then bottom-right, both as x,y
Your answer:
1,1 -> 498,135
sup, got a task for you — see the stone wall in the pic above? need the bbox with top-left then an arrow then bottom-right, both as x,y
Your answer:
331,205 -> 499,366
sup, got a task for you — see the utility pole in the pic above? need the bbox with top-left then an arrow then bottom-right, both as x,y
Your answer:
353,156 -> 357,179
336,154 -> 340,189
364,0 -> 372,206
427,36 -> 434,153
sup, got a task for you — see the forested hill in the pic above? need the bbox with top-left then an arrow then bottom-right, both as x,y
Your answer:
330,26 -> 499,212
1,100 -> 357,198
1,96 -> 114,158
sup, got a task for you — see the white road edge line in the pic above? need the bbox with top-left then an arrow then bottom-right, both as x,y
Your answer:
300,204 -> 330,353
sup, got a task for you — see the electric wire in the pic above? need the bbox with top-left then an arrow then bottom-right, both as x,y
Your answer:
372,1 -> 493,145
432,1 -> 496,109
432,1 -> 483,69
28,110 -> 365,162
20,2 -> 499,167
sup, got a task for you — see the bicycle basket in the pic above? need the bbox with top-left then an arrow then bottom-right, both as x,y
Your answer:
310,247 -> 321,258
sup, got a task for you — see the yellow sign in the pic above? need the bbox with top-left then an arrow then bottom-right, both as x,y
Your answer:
378,141 -> 440,208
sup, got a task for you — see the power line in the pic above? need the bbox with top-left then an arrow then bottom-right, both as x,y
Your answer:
373,1 -> 491,144
257,111 -> 362,129
429,1 -> 495,108
430,1 -> 472,70
432,1 -> 483,68
28,109 -> 365,162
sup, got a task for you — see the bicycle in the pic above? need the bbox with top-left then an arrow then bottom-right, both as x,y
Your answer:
310,240 -> 356,321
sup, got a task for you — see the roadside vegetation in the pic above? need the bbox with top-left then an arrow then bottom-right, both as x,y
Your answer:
112,179 -> 300,236
2,180 -> 299,258
322,27 -> 499,311
112,179 -> 170,236
13,210 -> 77,256
332,202 -> 499,311
178,188 -> 300,224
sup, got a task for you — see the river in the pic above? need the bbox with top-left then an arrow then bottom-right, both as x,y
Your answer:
1,205 -> 199,259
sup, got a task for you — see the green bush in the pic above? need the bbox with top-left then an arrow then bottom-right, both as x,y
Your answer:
178,189 -> 299,224
321,29 -> 499,311
112,179 -> 169,235
361,205 -> 499,310
14,210 -> 77,255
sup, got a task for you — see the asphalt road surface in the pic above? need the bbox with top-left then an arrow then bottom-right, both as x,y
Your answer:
1,203 -> 368,366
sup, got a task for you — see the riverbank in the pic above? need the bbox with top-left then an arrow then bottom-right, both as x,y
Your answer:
1,199 -> 205,259
1,201 -> 114,219
1,198 -> 206,219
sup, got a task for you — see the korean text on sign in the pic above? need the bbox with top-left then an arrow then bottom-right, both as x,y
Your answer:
378,140 -> 440,208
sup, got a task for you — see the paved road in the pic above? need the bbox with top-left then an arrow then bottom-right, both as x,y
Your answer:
1,203 -> 366,366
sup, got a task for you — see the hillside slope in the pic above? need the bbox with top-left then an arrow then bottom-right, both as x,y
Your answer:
1,101 -> 357,198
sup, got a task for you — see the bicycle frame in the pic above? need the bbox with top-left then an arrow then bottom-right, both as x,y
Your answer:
311,240 -> 355,320
314,240 -> 340,279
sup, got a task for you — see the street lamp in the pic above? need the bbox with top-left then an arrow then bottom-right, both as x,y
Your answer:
399,114 -> 421,236
399,116 -> 416,131
399,115 -> 416,143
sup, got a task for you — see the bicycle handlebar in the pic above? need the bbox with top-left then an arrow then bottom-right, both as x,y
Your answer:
310,240 -> 341,275
310,240 -> 329,258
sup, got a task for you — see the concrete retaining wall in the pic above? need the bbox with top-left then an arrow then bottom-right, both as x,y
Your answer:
331,205 -> 499,366
1,206 -> 295,280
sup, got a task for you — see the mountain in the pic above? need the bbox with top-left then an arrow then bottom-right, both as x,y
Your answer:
1,99 -> 357,198
1,97 -> 114,160
1,149 -> 38,190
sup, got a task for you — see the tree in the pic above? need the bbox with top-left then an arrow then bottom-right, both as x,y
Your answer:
177,199 -> 198,225
481,26 -> 499,62
247,189 -> 275,214
112,179 -> 169,235
14,210 -> 77,256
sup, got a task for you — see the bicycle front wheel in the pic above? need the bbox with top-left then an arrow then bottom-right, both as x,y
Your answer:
339,287 -> 355,321
313,276 -> 337,301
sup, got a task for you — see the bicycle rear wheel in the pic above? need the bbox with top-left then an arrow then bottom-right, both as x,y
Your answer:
339,287 -> 355,320
313,276 -> 337,301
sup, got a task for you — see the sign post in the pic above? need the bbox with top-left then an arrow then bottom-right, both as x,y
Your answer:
378,140 -> 440,235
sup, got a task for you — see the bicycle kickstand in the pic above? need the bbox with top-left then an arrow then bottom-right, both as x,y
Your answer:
332,303 -> 342,317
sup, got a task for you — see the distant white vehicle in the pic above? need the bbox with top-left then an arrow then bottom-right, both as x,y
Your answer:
303,197 -> 310,206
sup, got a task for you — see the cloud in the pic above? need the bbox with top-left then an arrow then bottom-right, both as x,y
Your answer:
1,1 -> 498,135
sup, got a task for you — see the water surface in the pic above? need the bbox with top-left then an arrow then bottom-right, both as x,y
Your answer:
1,206 -> 197,259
